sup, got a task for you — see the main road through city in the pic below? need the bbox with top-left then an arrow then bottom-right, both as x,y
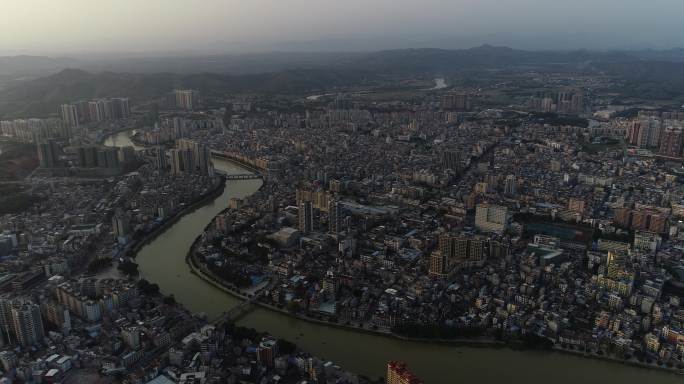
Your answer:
104,130 -> 681,384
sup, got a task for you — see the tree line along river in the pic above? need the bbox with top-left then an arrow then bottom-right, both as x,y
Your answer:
104,131 -> 680,384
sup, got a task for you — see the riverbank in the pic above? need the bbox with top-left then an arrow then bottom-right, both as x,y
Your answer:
127,175 -> 226,258
98,126 -> 137,146
127,158 -> 684,384
177,174 -> 447,342
118,148 -> 684,377
185,237 -> 503,348
210,151 -> 265,175
186,249 -> 683,375
104,132 -> 684,380
553,344 -> 683,376
173,160 -> 684,376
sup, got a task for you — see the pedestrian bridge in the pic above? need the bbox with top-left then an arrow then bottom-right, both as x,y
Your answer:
214,171 -> 262,180
213,295 -> 259,326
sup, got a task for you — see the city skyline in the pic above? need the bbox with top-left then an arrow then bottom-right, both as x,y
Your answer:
2,58 -> 684,383
2,2 -> 684,383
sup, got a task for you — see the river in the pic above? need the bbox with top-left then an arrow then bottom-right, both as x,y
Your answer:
102,130 -> 144,150
105,131 -> 680,383
306,93 -> 335,101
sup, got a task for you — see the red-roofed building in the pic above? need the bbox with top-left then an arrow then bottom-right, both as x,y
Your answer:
387,361 -> 423,384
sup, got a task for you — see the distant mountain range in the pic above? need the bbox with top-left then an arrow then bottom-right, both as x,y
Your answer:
1,45 -> 684,117
0,55 -> 76,77
3,45 -> 684,77
0,68 -> 375,117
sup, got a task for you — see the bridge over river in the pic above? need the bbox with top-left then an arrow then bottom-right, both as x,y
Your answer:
213,295 -> 259,326
105,132 -> 682,384
213,170 -> 262,180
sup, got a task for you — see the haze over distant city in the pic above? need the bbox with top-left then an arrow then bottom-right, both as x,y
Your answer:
2,0 -> 683,56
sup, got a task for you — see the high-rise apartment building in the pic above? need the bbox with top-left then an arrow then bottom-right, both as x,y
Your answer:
169,149 -> 183,176
88,100 -> 106,122
613,207 -> 668,234
659,125 -> 684,158
441,93 -> 470,111
298,201 -> 319,233
111,98 -> 131,119
177,139 -> 212,175
75,146 -> 128,169
570,93 -> 584,114
0,297 -> 15,344
0,351 -> 17,372
10,302 -> 44,347
528,90 -> 583,114
629,115 -> 662,148
118,146 -> 136,164
441,150 -> 462,171
328,199 -> 341,234
556,91 -> 584,114
431,233 -> 507,277
77,146 -> 98,168
504,174 -> 517,196
59,104 -> 79,127
435,233 -> 489,273
62,98 -> 130,125
475,203 -> 509,233
95,148 -> 120,169
175,89 -> 199,110
113,212 -> 131,238
72,100 -> 91,123
1,118 -> 67,143
429,251 -> 448,278
41,301 -> 71,335
155,147 -> 168,172
628,112 -> 684,153
257,338 -> 278,367
614,207 -> 631,228
170,139 -> 212,176
296,188 -> 332,212
37,139 -> 60,168
180,148 -> 196,174
122,327 -> 141,349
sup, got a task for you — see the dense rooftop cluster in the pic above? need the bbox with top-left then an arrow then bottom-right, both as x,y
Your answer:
189,94 -> 684,374
1,71 -> 684,383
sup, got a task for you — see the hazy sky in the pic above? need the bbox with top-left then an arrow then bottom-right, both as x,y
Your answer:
1,0 -> 683,55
